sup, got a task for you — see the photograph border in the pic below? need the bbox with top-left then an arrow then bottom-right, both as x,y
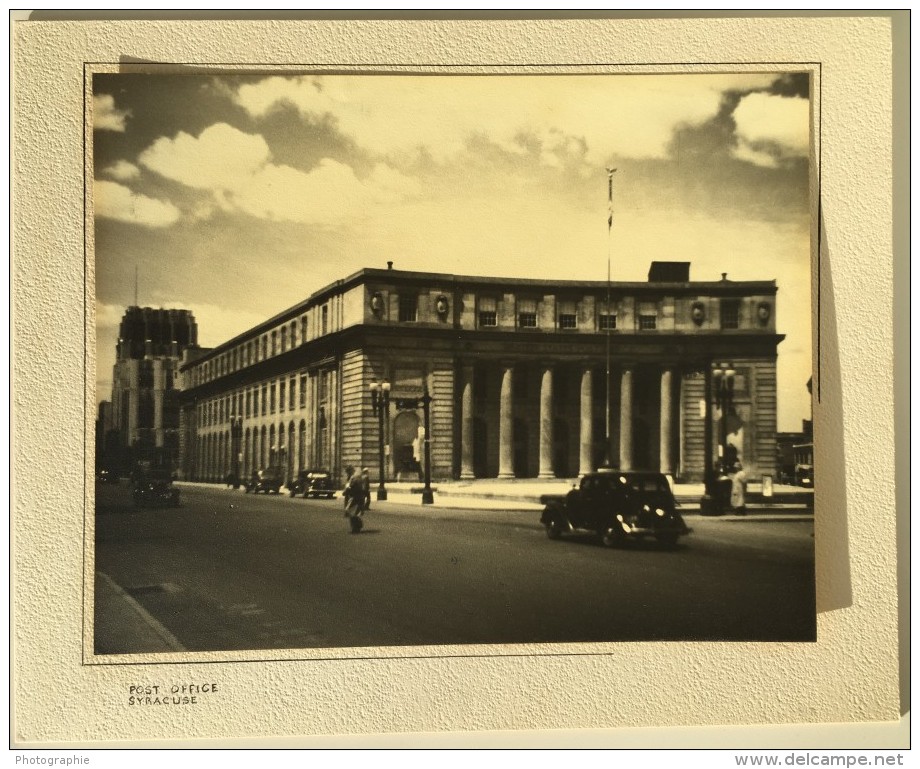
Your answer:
83,58 -> 822,667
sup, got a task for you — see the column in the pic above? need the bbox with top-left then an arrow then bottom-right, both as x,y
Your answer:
579,367 -> 593,475
460,364 -> 475,479
619,366 -> 634,471
660,367 -> 674,475
153,384 -> 164,447
498,365 -> 515,479
292,423 -> 300,477
538,366 -> 555,478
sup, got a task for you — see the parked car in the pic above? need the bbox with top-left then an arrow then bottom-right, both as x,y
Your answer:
245,467 -> 284,494
795,463 -> 814,488
132,469 -> 180,508
288,469 -> 337,499
95,468 -> 119,485
540,470 -> 691,548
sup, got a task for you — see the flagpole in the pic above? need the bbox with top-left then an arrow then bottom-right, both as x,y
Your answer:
605,167 -> 617,468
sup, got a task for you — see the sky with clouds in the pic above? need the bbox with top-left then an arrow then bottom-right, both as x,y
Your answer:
93,71 -> 813,431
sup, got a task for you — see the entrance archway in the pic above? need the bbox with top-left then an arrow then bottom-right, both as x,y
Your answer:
393,411 -> 421,480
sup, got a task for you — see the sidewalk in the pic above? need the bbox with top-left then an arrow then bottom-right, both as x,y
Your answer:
358,477 -> 813,515
177,477 -> 813,515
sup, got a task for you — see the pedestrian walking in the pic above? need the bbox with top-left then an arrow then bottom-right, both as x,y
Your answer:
342,465 -> 368,533
730,460 -> 747,514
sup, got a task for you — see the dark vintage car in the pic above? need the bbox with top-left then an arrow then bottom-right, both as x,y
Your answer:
96,468 -> 119,485
288,470 -> 337,499
132,469 -> 180,508
245,467 -> 284,494
795,463 -> 814,488
540,470 -> 691,548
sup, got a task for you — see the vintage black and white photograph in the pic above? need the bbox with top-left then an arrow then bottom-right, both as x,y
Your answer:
91,69 -> 816,655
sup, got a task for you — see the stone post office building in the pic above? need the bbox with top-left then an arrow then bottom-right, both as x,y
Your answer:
178,262 -> 783,486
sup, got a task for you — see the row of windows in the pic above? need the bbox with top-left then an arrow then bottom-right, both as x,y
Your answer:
196,293 -> 746,387
199,371 -> 330,428
194,305 -> 331,386
391,295 -> 741,330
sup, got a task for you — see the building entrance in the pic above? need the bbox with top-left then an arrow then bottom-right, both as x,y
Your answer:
393,411 -> 421,480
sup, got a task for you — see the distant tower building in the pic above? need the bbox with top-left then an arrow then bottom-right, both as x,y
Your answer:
109,307 -> 199,470
95,400 -> 113,470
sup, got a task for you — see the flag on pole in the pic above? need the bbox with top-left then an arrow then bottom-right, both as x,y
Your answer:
606,167 -> 617,230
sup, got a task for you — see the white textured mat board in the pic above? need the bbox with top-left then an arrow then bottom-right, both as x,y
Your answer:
11,15 -> 901,745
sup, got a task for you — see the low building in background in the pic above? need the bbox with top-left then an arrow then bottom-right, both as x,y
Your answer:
177,262 -> 784,485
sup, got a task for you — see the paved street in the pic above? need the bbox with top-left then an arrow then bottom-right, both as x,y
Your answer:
94,483 -> 815,653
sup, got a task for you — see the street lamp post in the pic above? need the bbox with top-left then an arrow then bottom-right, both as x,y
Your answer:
700,361 -> 736,514
420,388 -> 434,505
713,362 -> 736,469
369,379 -> 391,501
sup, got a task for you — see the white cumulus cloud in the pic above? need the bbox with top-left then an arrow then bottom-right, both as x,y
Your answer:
102,160 -> 141,181
94,180 -> 181,228
139,123 -> 271,191
137,122 -> 420,226
93,94 -> 130,132
233,73 -> 782,167
732,92 -> 810,166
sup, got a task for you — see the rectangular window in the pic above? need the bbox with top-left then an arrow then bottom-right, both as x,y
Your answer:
638,301 -> 658,330
245,390 -> 251,418
279,381 -> 286,412
289,377 -> 296,410
398,295 -> 418,322
281,327 -> 288,352
270,381 -> 276,413
721,299 -> 741,329
299,374 -> 307,408
260,336 -> 267,360
321,304 -> 329,335
318,371 -> 329,402
138,391 -> 154,429
271,330 -> 278,356
300,316 -> 308,343
518,298 -> 537,328
557,300 -> 577,329
138,360 -> 154,388
478,297 -> 497,327
599,313 -> 617,330
261,385 -> 267,416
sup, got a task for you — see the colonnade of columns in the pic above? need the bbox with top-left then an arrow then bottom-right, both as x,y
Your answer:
457,362 -> 677,479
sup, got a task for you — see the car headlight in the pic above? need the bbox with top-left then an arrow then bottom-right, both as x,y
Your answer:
655,507 -> 666,517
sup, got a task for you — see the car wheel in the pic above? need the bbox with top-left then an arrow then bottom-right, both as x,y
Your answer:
600,525 -> 623,548
656,532 -> 680,549
544,514 -> 563,540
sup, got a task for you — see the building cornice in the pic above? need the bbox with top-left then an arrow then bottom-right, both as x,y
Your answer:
183,267 -> 780,368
